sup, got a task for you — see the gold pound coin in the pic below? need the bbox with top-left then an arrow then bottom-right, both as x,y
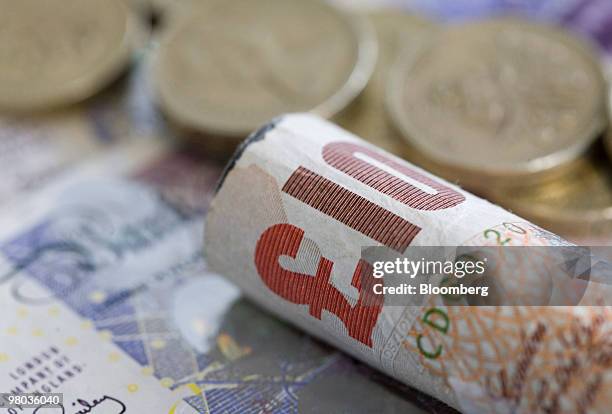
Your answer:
335,11 -> 434,156
386,18 -> 608,192
153,0 -> 376,139
489,144 -> 612,240
0,0 -> 135,112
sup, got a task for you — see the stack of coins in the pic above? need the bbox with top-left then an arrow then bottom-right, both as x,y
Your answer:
386,19 -> 607,192
500,80 -> 612,244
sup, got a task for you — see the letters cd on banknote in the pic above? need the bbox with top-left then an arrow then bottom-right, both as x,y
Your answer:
153,0 -> 376,138
386,18 -> 607,190
0,0 -> 135,111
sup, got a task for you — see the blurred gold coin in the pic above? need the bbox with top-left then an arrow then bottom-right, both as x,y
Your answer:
125,0 -> 151,12
153,0 -> 376,138
0,0 -> 135,112
336,11 -> 434,156
489,145 -> 612,239
150,0 -> 181,14
387,18 -> 607,191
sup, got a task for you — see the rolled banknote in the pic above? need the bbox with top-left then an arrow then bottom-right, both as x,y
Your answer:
205,114 -> 611,414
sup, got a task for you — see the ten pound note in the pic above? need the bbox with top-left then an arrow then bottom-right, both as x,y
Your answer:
205,114 -> 612,414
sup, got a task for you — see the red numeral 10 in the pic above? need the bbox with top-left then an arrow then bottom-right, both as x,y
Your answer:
254,141 -> 465,348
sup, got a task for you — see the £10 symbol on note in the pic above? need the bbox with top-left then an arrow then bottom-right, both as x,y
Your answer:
254,142 -> 465,348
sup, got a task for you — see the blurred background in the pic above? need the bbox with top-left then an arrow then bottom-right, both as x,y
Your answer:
0,0 -> 611,413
